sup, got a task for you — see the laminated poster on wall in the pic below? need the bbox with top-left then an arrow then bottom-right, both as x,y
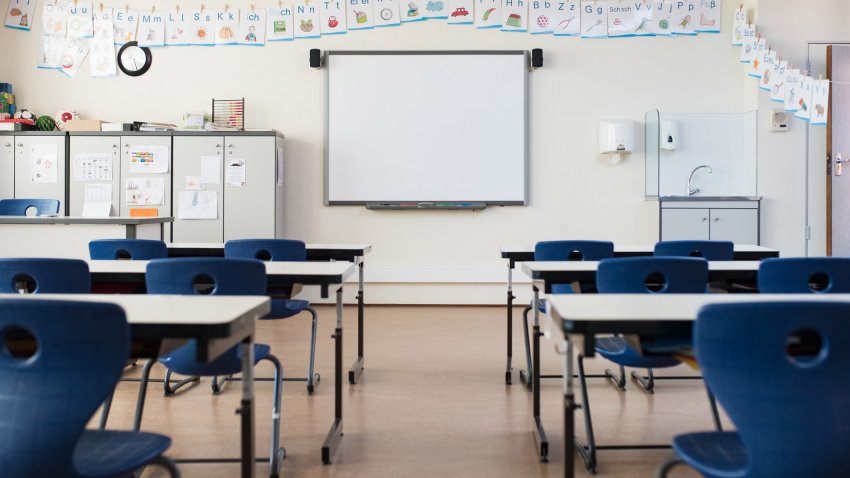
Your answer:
769,60 -> 788,103
527,0 -> 551,34
668,0 -> 696,36
73,153 -> 113,181
630,1 -> 653,37
42,1 -> 68,37
759,50 -> 776,92
178,190 -> 218,219
138,11 -> 166,47
748,38 -> 766,78
500,0 -> 526,32
293,2 -> 320,39
446,0 -> 471,25
783,69 -> 801,112
239,8 -> 267,45
606,1 -> 638,38
66,2 -> 94,38
810,80 -> 829,126
192,10 -> 216,45
648,0 -> 673,36
215,9 -> 240,45
128,146 -> 169,174
424,0 -> 449,20
90,39 -> 117,77
37,34 -> 65,69
5,0 -> 37,30
165,10 -> 193,46
348,0 -> 375,30
321,0 -> 347,34
373,0 -> 401,27
81,183 -> 112,218
226,159 -> 246,187
30,144 -> 58,183
731,4 -> 746,44
695,0 -> 720,33
60,38 -> 90,78
200,155 -> 221,184
112,8 -> 139,44
126,177 -> 165,206
739,24 -> 756,62
795,75 -> 815,121
267,5 -> 295,40
551,0 -> 578,36
580,0 -> 607,38
474,0 -> 499,28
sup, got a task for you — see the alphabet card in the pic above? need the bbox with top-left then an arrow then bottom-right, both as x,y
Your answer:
810,79 -> 830,126
795,75 -> 815,121
42,1 -> 68,36
66,1 -> 93,38
37,33 -> 64,68
239,8 -> 266,44
321,0 -> 348,34
580,0 -> 607,38
649,0 -> 673,36
731,4 -> 746,44
784,69 -> 801,112
551,0 -> 579,36
401,0 -> 425,22
294,2 -> 320,38
347,0 -> 374,30
748,38 -> 765,77
528,0 -> 553,34
267,5 -> 294,41
215,9 -> 239,45
374,0 -> 401,27
93,8 -> 112,40
60,38 -> 89,78
113,8 -> 139,44
501,0 -> 526,32
759,50 -> 776,91
138,11 -> 166,47
5,0 -> 36,30
424,0 -> 449,19
669,0 -> 696,35
739,24 -> 756,62
89,38 -> 116,78
192,10 -> 215,45
770,60 -> 788,103
607,2 -> 637,38
165,10 -> 193,46
696,0 -> 720,33
631,1 -> 653,37
474,0 -> 500,28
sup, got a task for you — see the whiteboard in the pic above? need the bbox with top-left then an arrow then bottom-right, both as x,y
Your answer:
325,51 -> 528,205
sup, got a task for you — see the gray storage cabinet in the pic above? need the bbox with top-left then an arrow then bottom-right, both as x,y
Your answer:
661,200 -> 760,245
0,132 -> 68,215
68,134 -> 121,216
120,135 -> 173,239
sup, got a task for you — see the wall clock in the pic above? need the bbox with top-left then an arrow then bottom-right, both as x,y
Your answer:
117,41 -> 153,77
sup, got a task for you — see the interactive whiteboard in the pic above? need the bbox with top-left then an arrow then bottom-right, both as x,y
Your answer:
325,51 -> 528,206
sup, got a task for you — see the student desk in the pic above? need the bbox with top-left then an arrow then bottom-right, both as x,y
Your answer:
499,244 -> 779,384
517,260 -> 761,464
0,293 -> 270,478
545,293 -> 850,478
86,260 -> 356,465
0,216 -> 172,259
166,242 -> 373,384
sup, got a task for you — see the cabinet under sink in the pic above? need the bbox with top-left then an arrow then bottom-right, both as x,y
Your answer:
659,198 -> 761,245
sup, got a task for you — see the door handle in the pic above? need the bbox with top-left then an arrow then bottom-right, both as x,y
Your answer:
836,153 -> 844,177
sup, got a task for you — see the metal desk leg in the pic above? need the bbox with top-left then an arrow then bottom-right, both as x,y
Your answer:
506,261 -> 515,384
564,338 -> 576,478
322,286 -> 344,464
531,286 -> 549,462
349,260 -> 365,384
239,335 -> 256,478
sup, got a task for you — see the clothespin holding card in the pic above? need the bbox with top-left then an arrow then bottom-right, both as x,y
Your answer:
176,4 -> 180,14
151,5 -> 155,13
200,4 -> 205,14
224,4 -> 229,12
125,4 -> 129,14
99,2 -> 103,12
251,4 -> 255,12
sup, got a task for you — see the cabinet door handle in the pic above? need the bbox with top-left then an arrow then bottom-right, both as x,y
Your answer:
4,143 -> 10,147
227,144 -> 234,148
112,144 -> 118,148
216,144 -> 222,148
713,218 -> 720,222
16,143 -> 23,147
701,217 -> 708,222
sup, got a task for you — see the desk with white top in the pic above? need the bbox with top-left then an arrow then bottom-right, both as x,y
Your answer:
0,293 -> 270,478
86,260 -> 356,465
167,242 -> 373,385
545,293 -> 850,478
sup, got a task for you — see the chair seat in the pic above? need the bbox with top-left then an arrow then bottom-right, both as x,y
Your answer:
594,336 -> 681,368
160,342 -> 271,377
671,432 -> 747,478
74,430 -> 171,478
267,299 -> 311,319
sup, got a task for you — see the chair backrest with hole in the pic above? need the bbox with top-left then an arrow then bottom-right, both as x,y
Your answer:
0,198 -> 61,216
695,301 -> 850,477
89,239 -> 168,260
0,258 -> 90,294
0,299 -> 129,478
653,240 -> 734,261
596,257 -> 708,294
224,239 -> 306,262
535,241 -> 615,294
758,258 -> 850,293
145,257 -> 266,296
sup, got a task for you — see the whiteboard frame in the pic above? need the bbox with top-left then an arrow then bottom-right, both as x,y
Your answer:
323,50 -> 529,207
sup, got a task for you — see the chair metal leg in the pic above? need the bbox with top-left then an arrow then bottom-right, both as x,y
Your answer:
134,359 -> 156,431
163,368 -> 200,396
307,306 -> 320,394
656,454 -> 686,478
706,385 -> 723,432
149,455 -> 182,478
264,354 -> 286,478
576,354 -> 598,474
604,364 -> 627,391
631,368 -> 656,394
211,374 -> 234,395
519,305 -> 534,391
99,390 -> 114,430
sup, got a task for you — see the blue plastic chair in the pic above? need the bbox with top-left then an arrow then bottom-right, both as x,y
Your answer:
660,301 -> 850,478
0,299 -> 178,478
520,241 -> 614,390
758,257 -> 850,293
653,240 -> 734,260
576,257 -> 718,473
0,198 -> 60,216
136,258 -> 284,478
89,239 -> 168,260
0,258 -> 90,293
224,239 -> 320,394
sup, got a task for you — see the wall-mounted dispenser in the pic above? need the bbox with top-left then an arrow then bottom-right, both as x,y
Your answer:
599,120 -> 635,164
660,119 -> 679,150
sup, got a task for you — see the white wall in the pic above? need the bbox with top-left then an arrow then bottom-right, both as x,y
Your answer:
0,1 -> 748,303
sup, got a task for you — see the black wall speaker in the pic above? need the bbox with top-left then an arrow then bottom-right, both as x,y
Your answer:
531,48 -> 543,68
309,49 -> 322,68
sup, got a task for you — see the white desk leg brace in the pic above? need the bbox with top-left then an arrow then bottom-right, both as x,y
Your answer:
563,338 -> 576,478
322,286 -> 344,464
240,335 -> 256,478
506,261 -> 515,384
531,286 -> 549,462
349,260 -> 365,384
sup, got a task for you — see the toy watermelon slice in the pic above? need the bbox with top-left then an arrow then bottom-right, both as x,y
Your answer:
36,115 -> 56,131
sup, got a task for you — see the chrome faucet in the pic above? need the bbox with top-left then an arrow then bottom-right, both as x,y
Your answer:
687,165 -> 712,196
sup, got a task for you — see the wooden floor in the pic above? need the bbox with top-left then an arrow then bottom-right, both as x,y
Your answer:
108,305 -> 718,477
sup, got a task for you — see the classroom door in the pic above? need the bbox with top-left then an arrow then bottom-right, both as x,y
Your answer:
828,46 -> 850,256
